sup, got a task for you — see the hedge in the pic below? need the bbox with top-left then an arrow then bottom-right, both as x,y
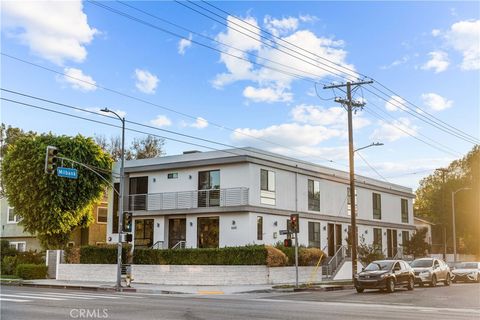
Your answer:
133,245 -> 268,265
15,264 -> 48,280
1,250 -> 45,275
79,245 -> 131,264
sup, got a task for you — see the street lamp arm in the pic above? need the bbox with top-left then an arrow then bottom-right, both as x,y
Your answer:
100,108 -> 124,122
354,142 -> 384,153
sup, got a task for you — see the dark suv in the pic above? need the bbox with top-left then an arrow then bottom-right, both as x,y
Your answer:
354,260 -> 415,293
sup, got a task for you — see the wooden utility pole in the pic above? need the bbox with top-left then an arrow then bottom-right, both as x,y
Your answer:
324,80 -> 373,280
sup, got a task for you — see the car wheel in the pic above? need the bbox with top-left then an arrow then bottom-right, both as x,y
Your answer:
452,279 -> 457,283
430,274 -> 437,287
356,287 -> 364,293
386,278 -> 395,293
444,274 -> 451,286
407,277 -> 414,291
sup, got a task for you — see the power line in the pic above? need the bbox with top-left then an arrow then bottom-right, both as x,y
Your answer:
0,53 -> 347,168
356,151 -> 389,183
384,169 -> 436,179
193,1 -> 478,145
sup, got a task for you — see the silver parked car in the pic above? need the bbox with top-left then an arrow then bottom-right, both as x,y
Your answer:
410,258 -> 452,287
452,262 -> 480,283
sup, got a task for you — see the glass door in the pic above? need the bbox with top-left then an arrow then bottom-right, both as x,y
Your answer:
168,218 -> 186,248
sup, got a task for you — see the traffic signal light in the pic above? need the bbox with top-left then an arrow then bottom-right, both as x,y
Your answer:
125,233 -> 133,243
290,214 -> 299,233
44,146 -> 58,174
284,239 -> 292,247
123,212 -> 132,233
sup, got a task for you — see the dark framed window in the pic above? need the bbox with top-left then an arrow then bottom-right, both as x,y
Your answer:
347,187 -> 358,216
97,207 -> 107,223
373,228 -> 382,252
260,169 -> 275,205
257,216 -> 263,240
308,222 -> 321,248
129,176 -> 148,211
401,199 -> 409,223
198,170 -> 220,207
197,217 -> 219,248
308,180 -> 320,211
402,231 -> 409,245
167,172 -> 178,179
113,183 -> 120,233
372,193 -> 382,219
134,219 -> 154,248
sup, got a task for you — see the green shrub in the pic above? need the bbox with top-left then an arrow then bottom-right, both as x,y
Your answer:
15,264 -> 48,280
0,240 -> 18,261
133,245 -> 267,265
64,246 -> 80,264
1,256 -> 18,275
79,245 -> 131,264
17,251 -> 44,265
274,243 -> 296,266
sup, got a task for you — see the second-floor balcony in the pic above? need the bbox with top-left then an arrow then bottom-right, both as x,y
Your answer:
128,187 -> 249,211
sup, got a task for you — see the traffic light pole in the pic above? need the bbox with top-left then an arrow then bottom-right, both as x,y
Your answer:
294,231 -> 299,288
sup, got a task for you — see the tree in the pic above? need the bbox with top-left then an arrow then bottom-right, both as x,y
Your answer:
415,145 -> 479,255
402,228 -> 430,258
94,134 -> 165,161
357,235 -> 385,265
2,133 -> 113,248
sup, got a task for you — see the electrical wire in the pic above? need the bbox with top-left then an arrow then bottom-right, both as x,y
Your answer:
356,151 -> 389,183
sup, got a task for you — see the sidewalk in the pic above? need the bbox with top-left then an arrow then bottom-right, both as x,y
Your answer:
0,279 -> 276,295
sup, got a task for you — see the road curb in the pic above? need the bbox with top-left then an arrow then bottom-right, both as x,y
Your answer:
293,285 -> 354,292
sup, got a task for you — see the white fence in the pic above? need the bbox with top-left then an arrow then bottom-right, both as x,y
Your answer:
55,264 -> 319,285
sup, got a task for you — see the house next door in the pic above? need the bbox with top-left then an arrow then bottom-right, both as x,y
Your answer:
168,218 -> 186,248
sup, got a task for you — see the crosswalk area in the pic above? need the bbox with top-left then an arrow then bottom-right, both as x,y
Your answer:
0,289 -> 135,303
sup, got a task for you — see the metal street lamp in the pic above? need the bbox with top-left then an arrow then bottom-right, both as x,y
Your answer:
451,187 -> 471,264
101,108 -> 125,291
354,142 -> 384,153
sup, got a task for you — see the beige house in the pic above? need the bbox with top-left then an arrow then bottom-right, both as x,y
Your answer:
414,216 -> 434,246
0,197 -> 108,251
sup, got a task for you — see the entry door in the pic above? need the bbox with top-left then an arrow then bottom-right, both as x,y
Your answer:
197,217 -> 219,248
392,230 -> 398,256
335,224 -> 342,252
387,229 -> 393,257
328,223 -> 335,256
168,218 -> 186,248
134,219 -> 154,248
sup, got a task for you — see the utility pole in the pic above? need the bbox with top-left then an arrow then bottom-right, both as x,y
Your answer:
437,168 -> 448,261
324,80 -> 373,281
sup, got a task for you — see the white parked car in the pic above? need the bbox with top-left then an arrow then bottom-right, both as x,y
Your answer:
451,262 -> 480,283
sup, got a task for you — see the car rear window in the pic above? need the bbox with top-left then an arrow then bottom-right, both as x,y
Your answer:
411,259 -> 433,268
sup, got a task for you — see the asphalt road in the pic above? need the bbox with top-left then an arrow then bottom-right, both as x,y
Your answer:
1,283 -> 479,320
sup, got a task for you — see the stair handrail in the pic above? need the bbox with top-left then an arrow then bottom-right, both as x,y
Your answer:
150,241 -> 165,250
171,240 -> 186,250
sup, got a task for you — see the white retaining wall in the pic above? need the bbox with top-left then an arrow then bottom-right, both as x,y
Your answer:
56,264 -> 320,285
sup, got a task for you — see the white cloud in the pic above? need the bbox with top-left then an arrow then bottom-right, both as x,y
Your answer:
178,33 -> 192,55
431,29 -> 441,37
243,86 -> 292,103
444,20 -> 480,70
370,118 -> 418,142
299,14 -> 318,23
421,93 -> 453,111
134,69 -> 159,94
385,95 -> 408,112
291,104 -> 370,130
2,0 -> 97,65
61,67 -> 96,92
191,117 -> 208,129
150,115 -> 171,127
421,51 -> 449,73
213,15 -> 355,103
381,55 -> 409,69
264,15 -> 299,36
232,123 -> 343,147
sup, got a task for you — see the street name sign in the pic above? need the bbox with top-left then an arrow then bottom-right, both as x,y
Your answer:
279,230 -> 289,235
57,167 -> 78,179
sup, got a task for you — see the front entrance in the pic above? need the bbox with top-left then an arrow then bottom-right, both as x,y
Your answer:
168,218 -> 186,248
134,219 -> 154,248
387,229 -> 398,258
197,216 -> 219,248
328,223 -> 343,256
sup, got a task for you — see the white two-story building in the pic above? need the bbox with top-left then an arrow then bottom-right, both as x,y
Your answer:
106,148 -> 415,257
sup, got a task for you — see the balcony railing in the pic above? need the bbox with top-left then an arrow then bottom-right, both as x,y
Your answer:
128,187 -> 249,211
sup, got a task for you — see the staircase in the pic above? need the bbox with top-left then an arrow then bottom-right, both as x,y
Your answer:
322,245 -> 348,280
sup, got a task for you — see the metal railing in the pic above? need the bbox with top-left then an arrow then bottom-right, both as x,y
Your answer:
323,245 -> 348,279
128,187 -> 249,211
150,241 -> 166,250
171,241 -> 186,250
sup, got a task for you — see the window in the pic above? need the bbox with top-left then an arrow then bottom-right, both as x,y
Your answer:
167,172 -> 178,179
347,187 -> 358,216
197,217 -> 219,248
260,169 -> 275,205
198,170 -> 220,207
401,199 -> 409,223
97,207 -> 108,224
129,176 -> 148,211
402,231 -> 409,245
372,193 -> 382,219
257,216 -> 263,240
308,222 -> 321,248
373,228 -> 382,252
7,207 -> 20,223
308,180 -> 320,211
113,183 -> 120,233
9,241 -> 26,252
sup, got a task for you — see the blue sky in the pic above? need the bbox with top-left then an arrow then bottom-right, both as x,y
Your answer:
1,1 -> 479,190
